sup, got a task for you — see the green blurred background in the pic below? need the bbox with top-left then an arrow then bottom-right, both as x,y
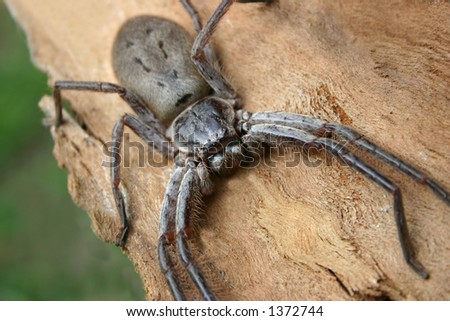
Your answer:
0,3 -> 145,300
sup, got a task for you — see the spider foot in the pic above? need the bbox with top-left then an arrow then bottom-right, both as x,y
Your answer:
115,226 -> 129,248
407,257 -> 430,280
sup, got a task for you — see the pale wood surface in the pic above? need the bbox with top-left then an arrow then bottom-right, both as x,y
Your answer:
6,0 -> 449,300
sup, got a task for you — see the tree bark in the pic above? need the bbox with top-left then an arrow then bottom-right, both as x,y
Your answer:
6,0 -> 449,300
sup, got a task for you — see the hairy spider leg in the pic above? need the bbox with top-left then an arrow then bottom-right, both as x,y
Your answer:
327,124 -> 450,205
54,81 -> 166,133
53,81 -> 175,246
181,0 -> 272,69
190,0 -> 238,101
249,112 -> 450,205
182,0 -> 273,35
159,163 -> 216,301
176,163 -> 217,301
111,114 -> 176,246
243,123 -> 430,279
180,0 -> 218,66
158,166 -> 188,301
187,0 -> 273,106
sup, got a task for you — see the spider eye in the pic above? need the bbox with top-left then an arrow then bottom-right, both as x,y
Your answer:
207,142 -> 222,155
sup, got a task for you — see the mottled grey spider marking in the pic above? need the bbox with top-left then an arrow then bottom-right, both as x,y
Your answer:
112,15 -> 209,124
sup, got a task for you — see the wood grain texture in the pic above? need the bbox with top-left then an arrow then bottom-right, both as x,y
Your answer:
5,0 -> 449,300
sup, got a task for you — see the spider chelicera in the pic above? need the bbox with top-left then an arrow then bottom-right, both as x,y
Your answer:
52,0 -> 449,300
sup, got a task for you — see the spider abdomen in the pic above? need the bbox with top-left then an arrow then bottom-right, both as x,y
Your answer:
113,16 -> 210,125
